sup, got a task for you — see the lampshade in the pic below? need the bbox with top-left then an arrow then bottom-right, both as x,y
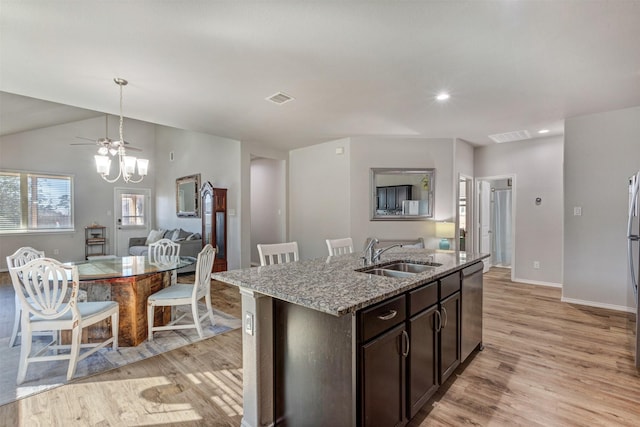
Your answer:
435,222 -> 455,238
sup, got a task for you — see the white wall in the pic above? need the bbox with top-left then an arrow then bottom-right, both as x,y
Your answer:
0,115 -> 156,267
349,137 -> 456,252
564,106 -> 640,311
154,125 -> 242,270
251,158 -> 286,264
289,138 -> 351,260
474,136 -> 564,286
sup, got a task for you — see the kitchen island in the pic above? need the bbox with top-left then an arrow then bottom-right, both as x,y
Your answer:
213,248 -> 488,427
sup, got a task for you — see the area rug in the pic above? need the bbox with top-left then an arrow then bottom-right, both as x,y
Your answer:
0,305 -> 241,406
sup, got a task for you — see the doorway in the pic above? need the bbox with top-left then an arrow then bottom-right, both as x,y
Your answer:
250,157 -> 286,266
114,187 -> 151,256
476,175 -> 515,278
457,175 -> 473,253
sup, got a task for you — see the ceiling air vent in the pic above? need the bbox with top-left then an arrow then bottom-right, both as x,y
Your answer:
488,130 -> 531,144
266,92 -> 294,105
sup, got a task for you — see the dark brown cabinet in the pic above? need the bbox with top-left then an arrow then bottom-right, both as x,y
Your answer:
201,183 -> 227,272
358,294 -> 408,427
376,185 -> 413,212
361,323 -> 407,427
439,291 -> 461,383
407,304 -> 438,418
360,271 -> 463,426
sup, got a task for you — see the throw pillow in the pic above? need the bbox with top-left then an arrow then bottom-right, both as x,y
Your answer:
145,229 -> 165,245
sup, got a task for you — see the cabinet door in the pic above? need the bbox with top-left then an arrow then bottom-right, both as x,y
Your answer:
386,187 -> 397,210
377,187 -> 387,210
439,291 -> 461,384
396,186 -> 409,210
407,305 -> 438,418
361,323 -> 407,427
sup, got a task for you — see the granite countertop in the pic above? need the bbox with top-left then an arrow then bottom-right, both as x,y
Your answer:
212,248 -> 488,317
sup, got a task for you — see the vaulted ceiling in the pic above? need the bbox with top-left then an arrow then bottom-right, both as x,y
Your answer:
1,1 -> 639,150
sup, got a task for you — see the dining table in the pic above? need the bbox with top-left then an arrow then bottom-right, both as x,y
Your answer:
71,255 -> 195,346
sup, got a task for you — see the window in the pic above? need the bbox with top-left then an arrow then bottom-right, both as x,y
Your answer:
0,170 -> 74,233
120,193 -> 146,226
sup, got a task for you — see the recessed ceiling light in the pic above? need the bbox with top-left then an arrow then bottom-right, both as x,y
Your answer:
538,129 -> 550,134
436,92 -> 450,101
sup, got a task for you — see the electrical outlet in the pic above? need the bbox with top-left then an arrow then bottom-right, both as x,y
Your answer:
53,249 -> 60,255
245,313 -> 254,336
533,261 -> 540,269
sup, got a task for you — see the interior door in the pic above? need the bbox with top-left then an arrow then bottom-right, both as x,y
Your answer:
114,187 -> 151,256
478,180 -> 491,272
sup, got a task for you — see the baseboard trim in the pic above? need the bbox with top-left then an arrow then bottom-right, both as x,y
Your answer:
512,277 -> 563,288
560,296 -> 635,313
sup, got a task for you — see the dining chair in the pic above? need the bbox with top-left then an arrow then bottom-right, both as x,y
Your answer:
147,244 -> 216,341
257,242 -> 299,266
148,238 -> 181,264
6,246 -> 55,348
148,238 -> 181,284
326,238 -> 354,256
8,257 -> 119,384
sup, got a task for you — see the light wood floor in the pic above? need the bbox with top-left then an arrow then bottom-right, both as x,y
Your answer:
1,268 -> 639,426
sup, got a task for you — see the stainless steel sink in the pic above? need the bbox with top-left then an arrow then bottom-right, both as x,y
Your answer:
358,261 -> 441,278
360,268 -> 416,278
383,262 -> 440,273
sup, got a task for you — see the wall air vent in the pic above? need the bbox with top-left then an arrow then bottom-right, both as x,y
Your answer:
488,130 -> 531,144
266,92 -> 294,105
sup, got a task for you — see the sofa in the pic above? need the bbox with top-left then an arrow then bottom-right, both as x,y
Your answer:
128,228 -> 202,274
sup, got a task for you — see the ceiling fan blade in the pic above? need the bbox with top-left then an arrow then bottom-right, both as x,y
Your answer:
124,146 -> 143,152
75,136 -> 97,142
70,142 -> 98,146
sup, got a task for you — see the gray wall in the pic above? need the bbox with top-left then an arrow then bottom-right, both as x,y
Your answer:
288,136 -> 457,260
289,138 -> 351,260
154,125 -> 242,270
0,115 -> 156,267
564,106 -> 640,311
475,136 -> 564,285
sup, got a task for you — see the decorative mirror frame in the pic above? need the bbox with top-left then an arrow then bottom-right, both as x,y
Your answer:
176,173 -> 201,217
370,167 -> 435,220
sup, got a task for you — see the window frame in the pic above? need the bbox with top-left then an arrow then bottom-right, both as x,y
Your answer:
0,169 -> 75,235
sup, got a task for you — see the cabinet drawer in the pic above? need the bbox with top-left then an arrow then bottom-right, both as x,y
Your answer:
360,294 -> 406,342
408,281 -> 438,316
440,271 -> 461,299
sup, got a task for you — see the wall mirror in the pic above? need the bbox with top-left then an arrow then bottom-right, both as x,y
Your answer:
370,168 -> 435,220
176,173 -> 201,217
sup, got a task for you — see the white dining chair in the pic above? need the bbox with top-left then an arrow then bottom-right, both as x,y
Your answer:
257,242 -> 299,266
6,246 -> 56,348
8,257 -> 119,384
326,238 -> 354,256
147,244 -> 216,341
148,238 -> 181,264
148,238 -> 181,284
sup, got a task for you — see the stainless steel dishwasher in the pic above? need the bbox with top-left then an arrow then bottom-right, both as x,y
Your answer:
461,261 -> 484,362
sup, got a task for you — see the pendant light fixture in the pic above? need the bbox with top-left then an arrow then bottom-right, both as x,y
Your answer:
94,78 -> 149,183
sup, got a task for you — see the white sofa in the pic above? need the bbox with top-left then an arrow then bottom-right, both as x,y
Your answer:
128,228 -> 202,274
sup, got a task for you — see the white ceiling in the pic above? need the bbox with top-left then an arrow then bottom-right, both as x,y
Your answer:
1,1 -> 639,150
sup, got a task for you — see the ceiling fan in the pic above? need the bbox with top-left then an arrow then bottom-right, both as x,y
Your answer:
71,114 -> 142,154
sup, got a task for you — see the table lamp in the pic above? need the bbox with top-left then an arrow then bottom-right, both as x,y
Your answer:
435,221 -> 455,250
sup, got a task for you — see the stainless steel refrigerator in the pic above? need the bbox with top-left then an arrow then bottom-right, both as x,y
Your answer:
627,173 -> 640,368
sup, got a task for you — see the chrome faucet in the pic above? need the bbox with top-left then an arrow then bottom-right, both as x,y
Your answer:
372,244 -> 403,263
362,238 -> 379,265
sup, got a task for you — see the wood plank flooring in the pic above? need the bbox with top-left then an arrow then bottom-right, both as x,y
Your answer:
1,268 -> 639,426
